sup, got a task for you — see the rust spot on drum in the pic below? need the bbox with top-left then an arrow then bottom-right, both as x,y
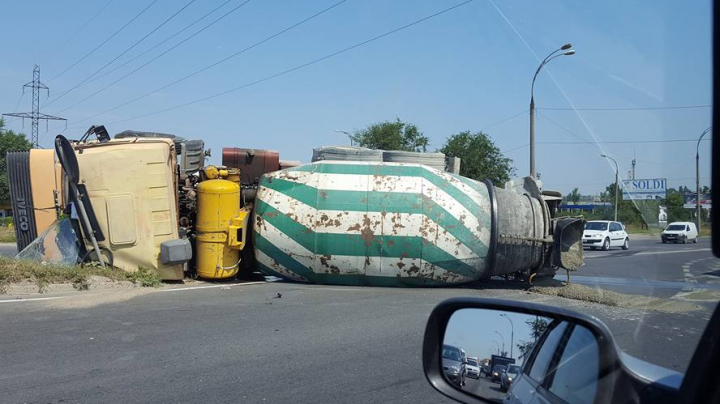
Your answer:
387,239 -> 395,247
360,214 -> 376,247
396,262 -> 405,269
319,190 -> 328,199
347,223 -> 361,231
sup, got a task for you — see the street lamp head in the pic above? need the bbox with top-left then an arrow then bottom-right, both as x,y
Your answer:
561,43 -> 572,50
564,50 -> 576,56
600,154 -> 607,158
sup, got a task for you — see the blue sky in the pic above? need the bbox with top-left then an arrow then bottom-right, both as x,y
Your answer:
0,0 -> 712,195
444,308 -> 539,364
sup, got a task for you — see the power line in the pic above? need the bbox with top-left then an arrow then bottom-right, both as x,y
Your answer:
51,0 -> 256,115
78,0 -> 474,127
480,109 -> 527,132
46,0 -> 196,108
536,111 -> 593,143
67,0 -> 351,124
47,0 -> 159,83
503,137 -> 712,153
44,0 -> 116,64
78,0 -> 236,88
538,105 -> 712,111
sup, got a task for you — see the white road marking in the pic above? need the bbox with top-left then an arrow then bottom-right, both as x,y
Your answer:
158,282 -> 267,293
0,296 -> 66,304
584,248 -> 711,259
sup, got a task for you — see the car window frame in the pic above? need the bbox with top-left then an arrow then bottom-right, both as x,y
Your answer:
542,324 -> 601,404
523,320 -> 571,387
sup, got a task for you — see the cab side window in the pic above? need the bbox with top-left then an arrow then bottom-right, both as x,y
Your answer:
527,321 -> 569,384
686,225 -> 690,231
547,325 -> 599,404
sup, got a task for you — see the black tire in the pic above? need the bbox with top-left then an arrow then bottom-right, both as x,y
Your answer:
662,239 -> 667,244
694,237 -> 698,243
602,238 -> 610,251
682,235 -> 688,244
622,238 -> 630,250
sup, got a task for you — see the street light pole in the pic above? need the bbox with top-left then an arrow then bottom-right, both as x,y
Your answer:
696,127 -> 712,233
492,340 -> 501,355
501,314 -> 515,358
335,130 -> 353,146
494,331 -> 505,355
530,43 -> 575,178
601,154 -> 619,221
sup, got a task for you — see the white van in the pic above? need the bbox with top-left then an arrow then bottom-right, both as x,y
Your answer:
661,222 -> 698,244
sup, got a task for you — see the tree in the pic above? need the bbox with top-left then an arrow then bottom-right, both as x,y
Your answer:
565,188 -> 581,204
666,189 -> 690,223
517,317 -> 549,360
0,119 -> 33,206
440,131 -> 515,186
352,118 -> 429,152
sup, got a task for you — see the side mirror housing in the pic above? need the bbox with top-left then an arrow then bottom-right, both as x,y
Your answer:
422,298 -> 682,404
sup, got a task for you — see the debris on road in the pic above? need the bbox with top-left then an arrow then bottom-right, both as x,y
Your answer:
529,280 -> 700,313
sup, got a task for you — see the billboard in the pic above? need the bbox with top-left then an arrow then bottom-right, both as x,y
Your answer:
683,193 -> 712,209
621,178 -> 666,200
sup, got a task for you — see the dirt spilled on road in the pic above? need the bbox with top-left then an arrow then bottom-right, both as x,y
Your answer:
529,280 -> 700,313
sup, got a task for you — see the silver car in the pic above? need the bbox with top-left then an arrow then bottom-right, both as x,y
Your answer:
500,364 -> 521,392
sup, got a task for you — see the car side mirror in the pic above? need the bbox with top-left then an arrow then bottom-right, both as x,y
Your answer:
423,298 -> 621,404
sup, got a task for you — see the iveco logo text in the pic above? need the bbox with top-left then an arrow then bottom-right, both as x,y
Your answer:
15,196 -> 29,231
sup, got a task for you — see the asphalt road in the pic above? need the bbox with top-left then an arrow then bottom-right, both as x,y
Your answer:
0,236 -> 718,404
463,375 -> 506,402
574,237 -> 719,299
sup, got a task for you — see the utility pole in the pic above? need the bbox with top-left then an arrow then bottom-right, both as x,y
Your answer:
631,157 -> 636,180
3,66 -> 66,148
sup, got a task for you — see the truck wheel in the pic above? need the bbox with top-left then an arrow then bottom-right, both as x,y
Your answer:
622,238 -> 629,250
602,238 -> 610,251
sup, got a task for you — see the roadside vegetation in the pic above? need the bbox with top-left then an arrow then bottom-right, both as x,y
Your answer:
0,256 -> 163,294
0,225 -> 16,243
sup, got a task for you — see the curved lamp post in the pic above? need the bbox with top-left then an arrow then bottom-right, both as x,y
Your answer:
500,313 -> 515,358
696,127 -> 712,232
530,43 -> 575,178
601,154 -> 619,221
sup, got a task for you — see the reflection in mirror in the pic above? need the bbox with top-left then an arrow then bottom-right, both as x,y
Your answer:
443,308 -> 600,404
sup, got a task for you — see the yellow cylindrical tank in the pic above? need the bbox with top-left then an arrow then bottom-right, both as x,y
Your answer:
197,178 -> 241,279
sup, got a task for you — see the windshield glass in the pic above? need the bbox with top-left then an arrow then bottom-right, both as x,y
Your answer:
442,346 -> 461,361
507,365 -> 520,374
584,222 -> 608,231
666,224 -> 686,231
493,365 -> 506,372
467,359 -> 478,366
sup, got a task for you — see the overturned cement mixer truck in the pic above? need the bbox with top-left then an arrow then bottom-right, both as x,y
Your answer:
252,161 -> 584,286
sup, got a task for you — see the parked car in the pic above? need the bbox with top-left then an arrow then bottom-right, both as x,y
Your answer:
583,220 -> 629,251
500,364 -> 521,392
662,222 -> 698,244
465,357 -> 481,379
491,364 -> 507,383
441,344 -> 466,387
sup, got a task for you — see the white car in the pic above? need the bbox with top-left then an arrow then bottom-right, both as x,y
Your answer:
465,357 -> 481,379
582,220 -> 629,251
661,222 -> 698,244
